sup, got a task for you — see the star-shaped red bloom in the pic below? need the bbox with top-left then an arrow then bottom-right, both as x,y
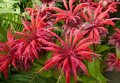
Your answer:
39,29 -> 99,83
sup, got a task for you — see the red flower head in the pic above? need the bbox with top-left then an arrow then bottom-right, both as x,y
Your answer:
81,2 -> 118,42
39,29 -> 99,83
107,53 -> 120,71
45,0 -> 89,32
109,28 -> 120,48
13,10 -> 53,70
0,29 -> 17,79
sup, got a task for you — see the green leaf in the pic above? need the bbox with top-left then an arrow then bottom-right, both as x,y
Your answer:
78,76 -> 98,83
96,45 -> 109,53
32,0 -> 42,6
87,59 -> 107,83
116,47 -> 120,58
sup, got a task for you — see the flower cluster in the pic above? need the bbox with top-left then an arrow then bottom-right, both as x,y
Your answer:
109,28 -> 120,48
0,9 -> 53,78
0,0 -> 120,83
107,53 -> 120,71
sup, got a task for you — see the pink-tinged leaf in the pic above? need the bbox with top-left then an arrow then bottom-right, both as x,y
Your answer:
66,69 -> 70,83
0,59 -> 11,79
94,5 -> 102,19
65,33 -> 69,44
53,16 -> 66,24
97,9 -> 110,20
100,19 -> 115,26
75,38 -> 90,48
75,42 -> 94,52
69,29 -> 74,45
93,28 -> 100,42
76,51 -> 100,57
87,9 -> 93,21
31,10 -> 35,29
32,48 -> 39,59
73,3 -> 89,15
16,32 -> 26,36
69,0 -> 75,11
62,58 -> 70,83
21,19 -> 30,31
37,38 -> 59,47
7,29 -> 14,42
80,12 -> 89,21
78,60 -> 89,76
44,56 -> 62,70
45,7 -> 65,13
12,58 -> 17,69
23,45 -> 30,56
70,56 -> 77,82
97,27 -> 108,34
72,29 -> 84,47
63,0 -> 68,10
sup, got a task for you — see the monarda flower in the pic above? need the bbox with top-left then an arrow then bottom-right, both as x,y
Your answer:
109,29 -> 120,58
0,29 -> 17,79
45,0 -> 89,32
107,53 -> 120,71
38,29 -> 99,83
13,11 -> 53,70
81,2 -> 118,42
109,28 -> 120,48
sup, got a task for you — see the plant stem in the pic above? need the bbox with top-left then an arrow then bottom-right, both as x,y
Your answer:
56,69 -> 63,83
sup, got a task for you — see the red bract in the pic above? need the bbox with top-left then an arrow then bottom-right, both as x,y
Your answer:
45,0 -> 89,32
25,7 -> 55,26
107,53 -> 120,71
81,2 -> 118,42
79,0 -> 93,2
109,28 -> 120,47
0,29 -> 17,79
39,29 -> 99,83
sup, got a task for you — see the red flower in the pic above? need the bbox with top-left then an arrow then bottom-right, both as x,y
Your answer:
0,29 -> 17,79
109,28 -> 120,47
0,9 -> 54,79
13,10 -> 53,70
45,0 -> 89,32
39,29 -> 99,83
81,2 -> 118,42
107,53 -> 120,71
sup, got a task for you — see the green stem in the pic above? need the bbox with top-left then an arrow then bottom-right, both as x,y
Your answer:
56,70 -> 63,83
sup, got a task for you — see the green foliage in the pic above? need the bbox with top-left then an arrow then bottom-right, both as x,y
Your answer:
0,61 -> 57,83
87,59 -> 107,83
78,59 -> 107,83
96,45 -> 110,53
